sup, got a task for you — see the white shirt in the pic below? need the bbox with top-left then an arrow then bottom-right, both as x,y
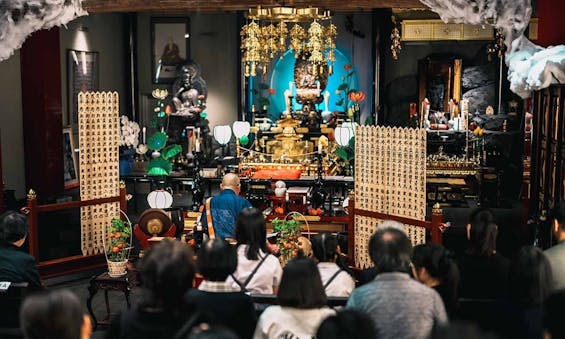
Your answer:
317,262 -> 355,297
253,306 -> 335,339
227,245 -> 283,294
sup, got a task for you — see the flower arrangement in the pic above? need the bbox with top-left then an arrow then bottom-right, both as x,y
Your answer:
106,217 -> 132,262
119,116 -> 140,149
272,217 -> 302,264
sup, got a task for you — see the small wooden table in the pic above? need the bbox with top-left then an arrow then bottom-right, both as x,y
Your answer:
86,269 -> 139,329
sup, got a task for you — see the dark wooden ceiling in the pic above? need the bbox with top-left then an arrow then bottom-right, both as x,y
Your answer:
82,0 -> 427,13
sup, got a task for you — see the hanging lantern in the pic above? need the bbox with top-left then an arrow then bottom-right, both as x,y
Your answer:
334,127 -> 353,147
214,125 -> 232,146
233,121 -> 251,139
147,189 -> 173,209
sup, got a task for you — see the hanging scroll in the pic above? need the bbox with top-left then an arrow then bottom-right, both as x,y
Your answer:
354,126 -> 427,268
78,92 -> 120,255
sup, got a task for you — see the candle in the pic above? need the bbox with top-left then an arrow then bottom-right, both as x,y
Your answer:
317,141 -> 323,154
142,127 -> 146,144
195,139 -> 201,152
324,91 -> 330,112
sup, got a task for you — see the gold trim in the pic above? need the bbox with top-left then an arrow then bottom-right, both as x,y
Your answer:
27,189 -> 37,201
432,203 -> 442,215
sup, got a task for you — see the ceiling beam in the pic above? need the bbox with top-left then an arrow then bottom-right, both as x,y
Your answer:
82,0 -> 427,13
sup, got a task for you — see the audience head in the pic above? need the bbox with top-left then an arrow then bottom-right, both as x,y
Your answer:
312,232 -> 339,263
368,228 -> 412,275
197,238 -> 237,281
235,207 -> 267,260
20,289 -> 91,339
545,290 -> 565,339
377,220 -> 406,234
412,243 -> 460,290
316,309 -> 377,339
221,173 -> 241,194
509,246 -> 552,306
278,257 -> 327,309
552,201 -> 565,239
138,239 -> 195,310
466,208 -> 497,256
0,211 -> 28,246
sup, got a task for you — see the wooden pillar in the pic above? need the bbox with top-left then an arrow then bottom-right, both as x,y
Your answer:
347,193 -> 355,265
25,189 -> 39,261
20,28 -> 64,198
430,203 -> 444,245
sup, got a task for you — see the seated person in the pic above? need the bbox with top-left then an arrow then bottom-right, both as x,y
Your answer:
200,173 -> 252,240
0,211 -> 42,290
106,239 -> 198,339
20,289 -> 92,339
186,239 -> 256,339
457,208 -> 510,299
229,208 -> 282,294
253,257 -> 335,339
311,232 -> 355,297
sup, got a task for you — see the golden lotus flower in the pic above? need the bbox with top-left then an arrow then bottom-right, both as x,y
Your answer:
151,89 -> 168,100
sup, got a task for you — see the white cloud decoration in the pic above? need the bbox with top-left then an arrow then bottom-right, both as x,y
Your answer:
420,0 -> 565,98
0,0 -> 87,62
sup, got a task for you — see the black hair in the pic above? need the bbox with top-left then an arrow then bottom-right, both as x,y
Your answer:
553,201 -> 565,229
197,238 -> 237,281
467,208 -> 497,256
544,290 -> 565,339
20,289 -> 83,339
0,211 -> 28,245
368,228 -> 412,274
509,246 -> 553,306
235,207 -> 267,260
316,309 -> 377,339
312,232 -> 338,262
277,257 -> 327,309
138,238 -> 195,310
412,243 -> 460,314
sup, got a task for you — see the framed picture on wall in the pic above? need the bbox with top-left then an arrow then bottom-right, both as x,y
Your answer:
151,17 -> 190,84
63,128 -> 79,189
67,49 -> 99,126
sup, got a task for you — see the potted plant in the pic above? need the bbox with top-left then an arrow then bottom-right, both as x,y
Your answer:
105,216 -> 133,277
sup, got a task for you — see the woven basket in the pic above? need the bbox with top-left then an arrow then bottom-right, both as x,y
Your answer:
107,260 -> 128,277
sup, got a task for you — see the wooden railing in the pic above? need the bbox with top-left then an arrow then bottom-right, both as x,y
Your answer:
22,183 -> 127,278
347,194 -> 444,264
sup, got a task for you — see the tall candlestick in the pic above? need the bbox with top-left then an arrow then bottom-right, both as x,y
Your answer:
195,139 -> 200,152
142,127 -> 146,144
324,91 -> 330,112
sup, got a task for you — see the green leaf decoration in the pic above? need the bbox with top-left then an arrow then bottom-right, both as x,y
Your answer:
239,135 -> 249,145
146,157 -> 172,176
364,115 -> 374,125
161,144 -> 182,160
200,112 -> 207,118
337,84 -> 348,91
147,132 -> 168,151
348,136 -> 355,148
335,147 -> 349,161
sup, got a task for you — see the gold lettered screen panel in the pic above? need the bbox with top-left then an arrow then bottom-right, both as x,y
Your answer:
78,92 -> 120,255
353,126 -> 427,268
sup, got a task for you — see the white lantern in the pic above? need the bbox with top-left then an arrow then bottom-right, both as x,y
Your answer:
341,121 -> 358,133
334,126 -> 353,147
147,189 -> 173,209
232,121 -> 251,139
213,125 -> 232,145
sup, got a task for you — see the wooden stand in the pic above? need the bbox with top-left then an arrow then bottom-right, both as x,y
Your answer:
22,183 -> 127,278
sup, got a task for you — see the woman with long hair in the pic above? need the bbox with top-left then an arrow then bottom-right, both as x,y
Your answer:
412,243 -> 460,318
458,208 -> 510,299
229,208 -> 282,294
311,232 -> 355,297
253,257 -> 335,339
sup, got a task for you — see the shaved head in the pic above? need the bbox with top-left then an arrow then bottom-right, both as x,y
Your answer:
221,173 -> 240,191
